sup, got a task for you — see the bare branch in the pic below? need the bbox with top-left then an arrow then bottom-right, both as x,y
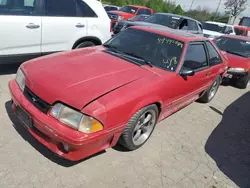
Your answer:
224,0 -> 247,17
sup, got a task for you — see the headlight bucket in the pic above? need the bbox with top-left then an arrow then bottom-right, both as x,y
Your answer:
50,103 -> 103,134
16,68 -> 25,92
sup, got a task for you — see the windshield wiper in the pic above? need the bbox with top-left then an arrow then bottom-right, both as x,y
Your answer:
122,52 -> 153,67
104,45 -> 153,67
226,50 -> 247,58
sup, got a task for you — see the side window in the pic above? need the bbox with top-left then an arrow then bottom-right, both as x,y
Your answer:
183,44 -> 208,70
76,0 -> 97,17
143,9 -> 151,15
44,0 -> 77,17
179,19 -> 188,30
225,26 -> 233,34
188,20 -> 198,31
137,9 -> 145,15
206,41 -> 222,66
198,24 -> 203,31
0,0 -> 36,15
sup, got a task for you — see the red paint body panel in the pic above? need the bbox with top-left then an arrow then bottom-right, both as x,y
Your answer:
9,27 -> 227,161
22,47 -> 153,110
108,5 -> 153,24
225,53 -> 250,71
9,80 -> 124,161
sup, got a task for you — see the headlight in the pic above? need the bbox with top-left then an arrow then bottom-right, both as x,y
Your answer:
228,67 -> 248,73
118,16 -> 124,21
50,103 -> 103,134
16,68 -> 25,92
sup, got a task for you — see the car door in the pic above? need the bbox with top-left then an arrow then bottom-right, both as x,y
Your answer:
41,0 -> 87,53
0,0 -> 42,63
171,42 -> 213,110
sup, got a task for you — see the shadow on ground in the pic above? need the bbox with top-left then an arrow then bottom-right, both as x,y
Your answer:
206,92 -> 250,188
0,64 -> 21,75
5,101 -> 105,167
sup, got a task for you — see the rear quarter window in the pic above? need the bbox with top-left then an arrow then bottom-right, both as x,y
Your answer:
205,41 -> 222,66
76,0 -> 97,17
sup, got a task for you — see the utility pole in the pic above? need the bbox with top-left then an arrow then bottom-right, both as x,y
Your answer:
189,0 -> 195,11
213,0 -> 222,20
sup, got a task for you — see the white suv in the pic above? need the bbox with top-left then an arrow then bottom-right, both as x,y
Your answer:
0,0 -> 112,64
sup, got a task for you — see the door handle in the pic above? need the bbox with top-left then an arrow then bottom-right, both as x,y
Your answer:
206,72 -> 211,76
75,23 -> 85,28
26,23 -> 40,29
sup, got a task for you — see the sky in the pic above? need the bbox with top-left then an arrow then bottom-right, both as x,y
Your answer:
174,0 -> 250,16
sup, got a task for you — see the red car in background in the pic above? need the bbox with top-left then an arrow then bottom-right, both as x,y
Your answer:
214,35 -> 250,89
9,26 -> 227,161
107,5 -> 153,28
234,25 -> 250,37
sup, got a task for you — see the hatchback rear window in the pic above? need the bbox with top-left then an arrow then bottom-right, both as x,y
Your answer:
104,28 -> 184,72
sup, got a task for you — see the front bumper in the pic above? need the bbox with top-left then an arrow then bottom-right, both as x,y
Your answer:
225,70 -> 248,79
8,80 -> 124,161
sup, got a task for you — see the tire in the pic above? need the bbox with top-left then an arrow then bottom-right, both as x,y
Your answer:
75,41 -> 95,49
198,76 -> 221,103
119,104 -> 159,151
235,73 -> 250,89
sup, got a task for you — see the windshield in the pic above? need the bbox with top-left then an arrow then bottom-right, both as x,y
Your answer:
202,23 -> 227,33
119,6 -> 138,14
104,28 -> 184,72
214,37 -> 250,58
144,14 -> 180,29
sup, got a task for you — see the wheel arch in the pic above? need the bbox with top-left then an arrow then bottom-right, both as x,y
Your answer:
128,99 -> 163,122
72,36 -> 102,49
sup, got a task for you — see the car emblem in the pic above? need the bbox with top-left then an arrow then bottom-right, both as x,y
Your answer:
32,97 -> 37,103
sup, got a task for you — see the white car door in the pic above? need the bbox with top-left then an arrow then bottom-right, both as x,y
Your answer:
0,0 -> 41,58
41,0 -> 87,53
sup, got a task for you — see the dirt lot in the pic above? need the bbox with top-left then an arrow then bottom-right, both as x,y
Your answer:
0,64 -> 249,188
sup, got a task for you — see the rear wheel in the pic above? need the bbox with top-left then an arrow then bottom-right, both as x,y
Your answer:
119,104 -> 159,151
235,73 -> 250,89
75,41 -> 95,49
198,76 -> 221,103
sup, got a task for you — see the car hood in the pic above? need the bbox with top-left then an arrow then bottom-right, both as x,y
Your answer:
108,10 -> 134,17
223,51 -> 250,68
203,30 -> 223,37
22,47 -> 153,110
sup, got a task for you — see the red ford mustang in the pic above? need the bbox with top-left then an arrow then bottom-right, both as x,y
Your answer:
9,26 -> 227,161
214,35 -> 250,89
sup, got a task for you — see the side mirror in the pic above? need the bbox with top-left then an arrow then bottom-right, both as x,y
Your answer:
180,67 -> 195,77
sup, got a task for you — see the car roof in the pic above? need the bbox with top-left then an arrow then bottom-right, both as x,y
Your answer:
155,13 -> 201,24
205,21 -> 233,27
220,34 -> 250,41
131,25 -> 206,42
128,5 -> 151,9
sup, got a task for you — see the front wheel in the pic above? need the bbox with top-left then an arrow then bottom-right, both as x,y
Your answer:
119,104 -> 159,151
198,76 -> 221,103
235,73 -> 250,89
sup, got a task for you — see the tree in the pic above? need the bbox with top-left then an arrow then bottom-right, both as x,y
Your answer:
173,5 -> 184,15
224,0 -> 247,18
